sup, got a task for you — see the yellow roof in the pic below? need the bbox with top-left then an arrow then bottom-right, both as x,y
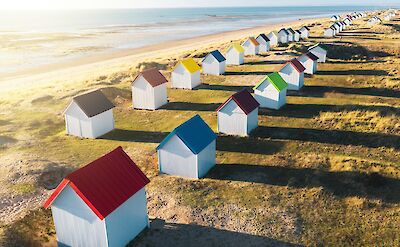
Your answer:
178,58 -> 201,73
231,43 -> 245,53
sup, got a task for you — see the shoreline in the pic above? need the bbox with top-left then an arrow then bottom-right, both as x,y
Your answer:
0,16 -> 325,92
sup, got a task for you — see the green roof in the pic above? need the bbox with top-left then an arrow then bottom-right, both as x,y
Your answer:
253,72 -> 288,92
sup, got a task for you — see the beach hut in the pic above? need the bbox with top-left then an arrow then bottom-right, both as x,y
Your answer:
225,43 -> 245,65
279,58 -> 306,91
202,50 -> 226,75
333,23 -> 341,33
157,115 -> 217,179
286,28 -> 296,42
298,52 -> 318,75
216,90 -> 260,136
253,72 -> 288,110
256,34 -> 270,53
64,90 -> 115,139
308,43 -> 328,63
343,17 -> 351,25
331,15 -> 340,21
324,27 -> 335,37
299,26 -> 310,39
242,37 -> 260,56
44,147 -> 150,247
278,28 -> 289,44
293,30 -> 301,41
266,31 -> 279,46
131,68 -> 168,110
171,58 -> 201,89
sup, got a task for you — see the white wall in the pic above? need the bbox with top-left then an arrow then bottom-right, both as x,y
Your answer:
226,48 -> 244,65
267,33 -> 278,46
197,140 -> 216,178
246,108 -> 258,134
132,76 -> 167,110
279,64 -> 303,91
254,81 -> 286,109
298,56 -> 316,75
310,47 -> 327,63
279,33 -> 288,43
52,185 -> 108,247
243,41 -> 258,55
324,29 -> 334,37
171,64 -> 191,89
256,37 -> 270,53
190,71 -> 201,89
217,100 -> 248,136
300,29 -> 309,38
90,109 -> 115,138
154,84 -> 168,109
158,134 -> 198,178
105,188 -> 148,247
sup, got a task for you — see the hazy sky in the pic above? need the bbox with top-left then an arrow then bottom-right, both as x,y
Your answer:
1,0 -> 399,9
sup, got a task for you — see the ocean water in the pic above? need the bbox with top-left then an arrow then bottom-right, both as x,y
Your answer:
0,6 -> 387,76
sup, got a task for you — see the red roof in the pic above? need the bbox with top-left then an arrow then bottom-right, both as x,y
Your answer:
305,52 -> 319,61
216,89 -> 260,115
44,147 -> 150,220
283,58 -> 306,73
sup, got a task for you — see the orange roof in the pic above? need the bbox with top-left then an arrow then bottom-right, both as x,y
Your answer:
249,37 -> 260,46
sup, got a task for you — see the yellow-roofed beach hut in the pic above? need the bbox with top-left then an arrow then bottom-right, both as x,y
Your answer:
171,58 -> 202,89
225,43 -> 245,65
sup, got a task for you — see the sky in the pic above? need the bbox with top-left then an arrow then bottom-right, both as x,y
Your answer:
0,0 -> 399,10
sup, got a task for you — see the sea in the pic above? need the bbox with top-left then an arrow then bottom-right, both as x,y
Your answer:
0,6 -> 390,76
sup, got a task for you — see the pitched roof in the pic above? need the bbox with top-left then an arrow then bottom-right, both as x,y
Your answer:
203,50 -> 226,63
295,30 -> 302,34
301,26 -> 310,31
254,72 -> 288,92
284,58 -> 306,73
132,68 -> 168,87
71,90 -> 115,118
157,115 -> 217,154
270,31 -> 279,36
44,147 -> 150,220
308,43 -> 328,52
230,43 -> 245,53
216,89 -> 260,115
279,28 -> 289,35
258,34 -> 270,42
177,58 -> 201,73
248,37 -> 260,46
286,28 -> 296,34
305,52 -> 319,61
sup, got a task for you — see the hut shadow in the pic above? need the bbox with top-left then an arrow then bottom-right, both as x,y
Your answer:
251,126 -> 400,149
287,85 -> 400,98
197,84 -> 253,92
317,70 -> 388,76
161,102 -> 220,111
383,23 -> 400,32
101,129 -> 167,143
130,219 -> 302,247
259,103 -> 400,118
224,71 -> 270,76
217,135 -> 283,155
326,60 -> 385,64
206,164 -> 400,203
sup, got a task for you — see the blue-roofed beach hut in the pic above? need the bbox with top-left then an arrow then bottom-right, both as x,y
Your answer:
156,115 -> 217,179
202,50 -> 226,75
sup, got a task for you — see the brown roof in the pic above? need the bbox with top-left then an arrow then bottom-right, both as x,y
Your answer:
306,52 -> 319,61
133,68 -> 168,87
287,58 -> 306,72
216,89 -> 259,115
73,90 -> 115,118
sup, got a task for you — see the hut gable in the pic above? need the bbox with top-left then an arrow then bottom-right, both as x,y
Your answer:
68,90 -> 115,118
216,90 -> 260,115
132,68 -> 167,88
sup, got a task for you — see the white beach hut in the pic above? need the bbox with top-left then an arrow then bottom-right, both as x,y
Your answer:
266,31 -> 279,46
44,147 -> 150,247
293,30 -> 301,41
253,72 -> 288,110
157,114 -> 217,179
256,34 -> 270,53
298,52 -> 318,75
64,90 -> 115,139
286,28 -> 296,42
324,27 -> 335,37
242,37 -> 260,56
333,23 -> 341,33
279,58 -> 306,91
299,26 -> 310,39
278,29 -> 289,44
202,50 -> 226,75
132,68 -> 168,110
308,43 -> 328,63
225,43 -> 245,65
216,90 -> 260,136
171,58 -> 201,89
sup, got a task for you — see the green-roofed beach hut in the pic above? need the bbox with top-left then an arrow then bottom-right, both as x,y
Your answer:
253,72 -> 288,109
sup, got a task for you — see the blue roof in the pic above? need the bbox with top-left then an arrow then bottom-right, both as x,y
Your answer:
203,50 -> 226,63
156,115 -> 217,154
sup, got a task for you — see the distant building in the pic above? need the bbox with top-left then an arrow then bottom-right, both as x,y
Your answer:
278,28 -> 289,44
298,52 -> 318,75
225,43 -> 245,65
64,90 -> 115,139
157,115 -> 217,179
171,58 -> 201,89
202,50 -> 226,75
293,30 -> 301,41
253,72 -> 288,109
266,31 -> 279,46
308,43 -> 328,63
299,26 -> 310,39
256,34 -> 270,53
286,28 -> 296,42
242,37 -> 260,55
132,68 -> 168,110
44,147 -> 150,247
279,58 -> 306,91
216,90 -> 260,136
324,27 -> 335,37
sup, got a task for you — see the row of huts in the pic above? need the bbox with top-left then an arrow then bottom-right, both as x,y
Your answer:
46,10 -> 379,247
